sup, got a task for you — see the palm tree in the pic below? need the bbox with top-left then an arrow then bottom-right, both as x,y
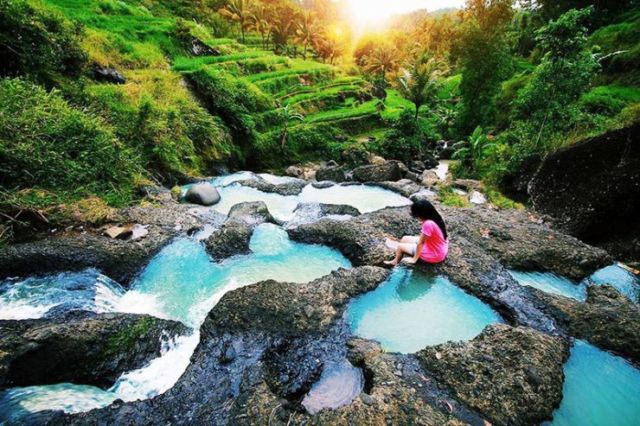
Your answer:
218,0 -> 254,44
396,55 -> 447,122
452,126 -> 497,174
280,105 -> 304,148
295,11 -> 319,59
362,45 -> 400,87
249,3 -> 272,49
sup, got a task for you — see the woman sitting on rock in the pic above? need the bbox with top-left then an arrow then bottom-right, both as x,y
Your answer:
384,199 -> 449,266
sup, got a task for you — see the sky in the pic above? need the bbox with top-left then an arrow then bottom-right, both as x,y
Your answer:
345,0 -> 466,27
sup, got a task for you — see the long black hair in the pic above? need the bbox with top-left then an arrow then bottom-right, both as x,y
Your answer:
410,199 -> 448,240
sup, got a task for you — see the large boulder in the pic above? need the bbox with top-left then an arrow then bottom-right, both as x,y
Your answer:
185,183 -> 220,206
236,177 -> 307,196
205,201 -> 276,260
352,162 -> 403,183
316,165 -> 347,183
0,311 -> 189,388
529,123 -> 640,261
417,324 -> 569,426
92,64 -> 126,84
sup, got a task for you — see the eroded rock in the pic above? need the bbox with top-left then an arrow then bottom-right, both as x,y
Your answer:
417,324 -> 569,426
352,162 -> 403,183
0,311 -> 188,388
185,183 -> 221,206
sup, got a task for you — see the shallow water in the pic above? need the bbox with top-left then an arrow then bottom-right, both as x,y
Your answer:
0,224 -> 350,420
301,360 -> 364,415
508,270 -> 587,301
187,172 -> 412,222
509,264 -> 639,303
346,268 -> 503,353
549,340 -> 640,426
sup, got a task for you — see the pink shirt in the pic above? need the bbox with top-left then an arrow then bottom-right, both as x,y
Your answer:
420,220 -> 448,263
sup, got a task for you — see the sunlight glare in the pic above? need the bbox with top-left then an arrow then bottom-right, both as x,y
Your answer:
346,0 -> 465,27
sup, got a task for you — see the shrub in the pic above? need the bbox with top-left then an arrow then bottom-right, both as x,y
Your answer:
0,79 -> 138,202
0,0 -> 87,81
373,109 -> 426,162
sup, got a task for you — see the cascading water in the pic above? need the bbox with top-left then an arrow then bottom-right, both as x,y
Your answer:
346,267 -> 503,353
509,264 -> 639,303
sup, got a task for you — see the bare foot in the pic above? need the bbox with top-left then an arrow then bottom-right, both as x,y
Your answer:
384,260 -> 398,266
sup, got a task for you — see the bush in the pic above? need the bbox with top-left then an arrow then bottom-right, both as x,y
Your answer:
373,110 -> 427,162
0,0 -> 87,81
0,79 -> 138,202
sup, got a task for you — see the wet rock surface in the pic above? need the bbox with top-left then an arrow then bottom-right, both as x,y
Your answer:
532,285 -> 640,365
0,202 -> 213,286
236,177 -> 307,196
315,165 -> 347,183
0,311 -> 188,389
184,183 -> 221,206
205,201 -> 277,260
417,324 -> 569,426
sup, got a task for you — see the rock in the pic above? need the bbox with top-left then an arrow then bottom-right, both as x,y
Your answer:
205,201 -> 276,260
316,166 -> 347,183
369,155 -> 386,165
371,180 -> 422,197
286,166 -> 304,178
137,184 -> 173,204
421,170 -> 440,187
204,267 -> 389,336
92,64 -> 126,84
529,122 -> 640,261
0,311 -> 188,388
185,183 -> 220,206
352,162 -> 402,183
236,177 -> 307,196
190,38 -> 221,56
409,160 -> 426,173
469,191 -> 487,205
421,154 -> 439,170
205,220 -> 253,260
453,179 -> 484,193
416,324 -> 569,426
104,225 -> 131,239
531,285 -> 640,364
312,181 -> 335,189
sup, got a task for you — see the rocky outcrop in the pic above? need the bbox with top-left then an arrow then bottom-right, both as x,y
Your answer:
204,267 -> 389,336
0,203 -> 213,285
417,324 -> 569,426
92,64 -> 126,84
205,201 -> 276,260
236,177 -> 307,196
532,285 -> 640,365
185,183 -> 221,206
316,165 -> 347,183
0,311 -> 188,389
529,123 -> 640,261
190,38 -> 221,56
352,161 -> 403,183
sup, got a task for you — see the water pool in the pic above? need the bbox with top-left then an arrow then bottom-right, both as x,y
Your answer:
301,360 -> 364,415
185,172 -> 412,222
509,264 -> 639,303
549,340 -> 640,426
346,268 -> 503,353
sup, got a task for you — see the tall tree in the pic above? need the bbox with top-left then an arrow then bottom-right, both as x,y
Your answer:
452,0 -> 514,134
397,55 -> 447,122
218,0 -> 254,43
362,44 -> 400,88
295,10 -> 319,59
249,3 -> 273,49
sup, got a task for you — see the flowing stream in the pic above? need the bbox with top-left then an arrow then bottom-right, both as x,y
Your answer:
509,264 -> 639,302
1,173 -> 639,422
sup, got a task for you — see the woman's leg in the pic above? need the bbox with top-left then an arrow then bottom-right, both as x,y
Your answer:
401,236 -> 420,244
384,243 -> 416,266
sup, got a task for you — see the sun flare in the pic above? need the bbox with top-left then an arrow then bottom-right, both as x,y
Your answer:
346,0 -> 465,27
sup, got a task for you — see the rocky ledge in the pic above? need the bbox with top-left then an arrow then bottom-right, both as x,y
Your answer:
0,311 -> 189,389
417,324 -> 569,426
